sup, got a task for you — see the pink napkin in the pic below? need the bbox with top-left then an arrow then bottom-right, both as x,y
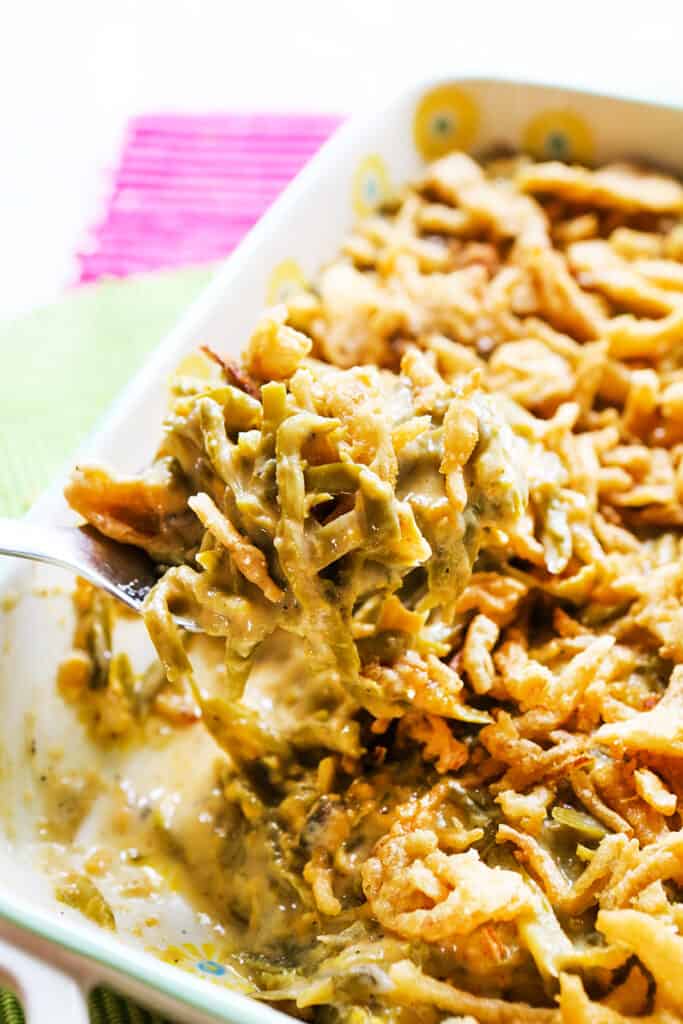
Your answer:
77,113 -> 342,283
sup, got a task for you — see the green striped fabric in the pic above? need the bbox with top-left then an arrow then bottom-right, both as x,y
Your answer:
0,988 -> 173,1024
0,991 -> 23,1024
0,265 -> 213,517
89,988 -> 171,1024
0,266 -> 215,1021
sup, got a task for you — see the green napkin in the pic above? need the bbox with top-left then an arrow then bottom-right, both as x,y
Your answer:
0,265 -> 214,517
0,265 -> 215,1023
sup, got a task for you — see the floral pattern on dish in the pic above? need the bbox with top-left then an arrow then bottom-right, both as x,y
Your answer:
148,942 -> 251,990
266,259 -> 309,305
523,109 -> 594,164
352,154 -> 394,217
414,84 -> 479,160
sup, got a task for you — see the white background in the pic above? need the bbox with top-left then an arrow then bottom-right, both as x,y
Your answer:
1,0 -> 682,321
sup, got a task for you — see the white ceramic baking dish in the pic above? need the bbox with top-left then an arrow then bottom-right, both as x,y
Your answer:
1,76 -> 682,1023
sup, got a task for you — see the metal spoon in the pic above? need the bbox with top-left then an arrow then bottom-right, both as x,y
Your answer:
0,517 -> 195,629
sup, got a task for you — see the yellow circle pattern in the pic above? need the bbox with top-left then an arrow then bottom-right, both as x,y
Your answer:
147,942 -> 251,990
413,84 -> 479,160
352,154 -> 393,218
523,109 -> 594,165
266,259 -> 309,306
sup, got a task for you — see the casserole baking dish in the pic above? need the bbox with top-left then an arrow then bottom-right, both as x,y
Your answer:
1,76 -> 683,1022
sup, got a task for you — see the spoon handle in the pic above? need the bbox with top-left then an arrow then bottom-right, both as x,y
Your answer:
0,518 -> 156,611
